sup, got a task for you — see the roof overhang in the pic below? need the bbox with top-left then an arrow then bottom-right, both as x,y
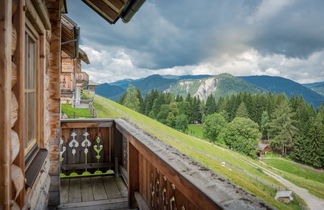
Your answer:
61,15 -> 79,59
61,0 -> 68,14
81,0 -> 145,24
79,48 -> 90,64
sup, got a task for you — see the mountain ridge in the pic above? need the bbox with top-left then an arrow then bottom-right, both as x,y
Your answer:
96,74 -> 324,107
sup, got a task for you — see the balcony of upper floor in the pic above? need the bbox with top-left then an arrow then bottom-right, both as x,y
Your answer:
58,118 -> 273,210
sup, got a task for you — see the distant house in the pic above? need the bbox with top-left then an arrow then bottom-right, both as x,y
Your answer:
84,80 -> 99,95
275,191 -> 294,203
258,142 -> 271,156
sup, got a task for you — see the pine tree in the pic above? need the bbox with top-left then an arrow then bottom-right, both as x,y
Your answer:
151,93 -> 165,118
260,111 -> 270,140
269,100 -> 298,156
291,115 -> 324,168
236,102 -> 249,118
143,89 -> 158,115
205,95 -> 216,115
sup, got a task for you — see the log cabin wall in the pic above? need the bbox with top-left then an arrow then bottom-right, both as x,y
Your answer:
1,0 -> 63,209
0,0 -> 13,209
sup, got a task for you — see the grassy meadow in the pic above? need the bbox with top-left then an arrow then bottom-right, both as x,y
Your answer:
61,104 -> 93,118
91,94 -> 324,209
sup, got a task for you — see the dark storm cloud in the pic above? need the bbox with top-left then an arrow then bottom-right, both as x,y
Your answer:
248,0 -> 324,58
66,0 -> 324,83
67,0 -> 324,69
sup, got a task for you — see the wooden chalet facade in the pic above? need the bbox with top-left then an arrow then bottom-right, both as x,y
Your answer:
60,15 -> 90,106
1,0 -> 273,210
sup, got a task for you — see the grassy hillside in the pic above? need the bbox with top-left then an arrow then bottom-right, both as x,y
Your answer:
92,95 -> 308,209
187,124 -> 204,138
188,123 -> 324,199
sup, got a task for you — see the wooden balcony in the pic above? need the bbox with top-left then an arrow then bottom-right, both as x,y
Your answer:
59,118 -> 273,210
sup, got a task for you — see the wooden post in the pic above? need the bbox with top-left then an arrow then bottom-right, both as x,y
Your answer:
127,136 -> 139,208
47,1 -> 62,207
0,0 -> 12,209
12,0 -> 26,207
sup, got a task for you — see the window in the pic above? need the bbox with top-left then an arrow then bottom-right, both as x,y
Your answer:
24,31 -> 38,155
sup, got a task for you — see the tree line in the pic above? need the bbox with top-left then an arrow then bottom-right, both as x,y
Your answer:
119,85 -> 324,168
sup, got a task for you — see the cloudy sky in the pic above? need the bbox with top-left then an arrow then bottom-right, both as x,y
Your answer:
66,0 -> 324,84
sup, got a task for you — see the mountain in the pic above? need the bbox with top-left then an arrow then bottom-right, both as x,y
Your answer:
95,83 -> 125,101
166,73 -> 265,100
96,74 -> 324,107
240,76 -> 324,107
130,74 -> 178,94
161,74 -> 212,80
303,81 -> 324,88
303,82 -> 324,96
110,79 -> 134,90
101,74 -> 214,100
308,84 -> 324,96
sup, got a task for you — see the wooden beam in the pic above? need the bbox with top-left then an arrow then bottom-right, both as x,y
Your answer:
61,121 -> 113,129
25,0 -> 45,34
31,0 -> 51,30
0,0 -> 12,209
12,0 -> 26,207
127,136 -> 139,208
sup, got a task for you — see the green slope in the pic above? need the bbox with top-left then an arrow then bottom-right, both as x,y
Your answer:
92,94 -> 308,209
166,73 -> 265,100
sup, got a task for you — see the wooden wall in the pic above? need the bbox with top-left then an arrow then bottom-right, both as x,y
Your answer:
0,1 -> 13,209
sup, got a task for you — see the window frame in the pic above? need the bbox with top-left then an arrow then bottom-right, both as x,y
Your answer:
24,20 -> 40,159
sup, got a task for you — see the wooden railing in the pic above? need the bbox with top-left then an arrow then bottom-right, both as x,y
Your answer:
60,118 -> 273,210
60,119 -> 116,177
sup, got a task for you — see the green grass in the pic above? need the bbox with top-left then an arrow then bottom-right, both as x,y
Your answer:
187,124 -> 204,138
94,100 -> 121,118
92,95 -> 309,209
263,158 -> 324,198
263,159 -> 324,183
61,104 -> 92,118
263,152 -> 281,158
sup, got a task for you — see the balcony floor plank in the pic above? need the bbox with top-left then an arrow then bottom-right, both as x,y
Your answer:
69,178 -> 81,203
92,176 -> 108,200
60,178 -> 70,204
59,176 -> 129,209
81,177 -> 94,202
103,176 -> 121,199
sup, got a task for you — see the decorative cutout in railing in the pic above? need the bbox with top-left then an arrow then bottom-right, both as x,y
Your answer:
68,131 -> 79,156
94,136 -> 103,160
59,138 -> 66,162
150,168 -> 178,210
81,131 -> 91,166
60,126 -> 114,178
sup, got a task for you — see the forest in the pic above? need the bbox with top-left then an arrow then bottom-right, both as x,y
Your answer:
119,85 -> 324,168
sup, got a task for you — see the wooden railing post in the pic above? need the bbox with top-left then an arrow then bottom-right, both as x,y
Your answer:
127,136 -> 139,208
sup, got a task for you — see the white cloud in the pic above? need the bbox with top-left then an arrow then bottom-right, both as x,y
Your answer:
81,45 -> 324,84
